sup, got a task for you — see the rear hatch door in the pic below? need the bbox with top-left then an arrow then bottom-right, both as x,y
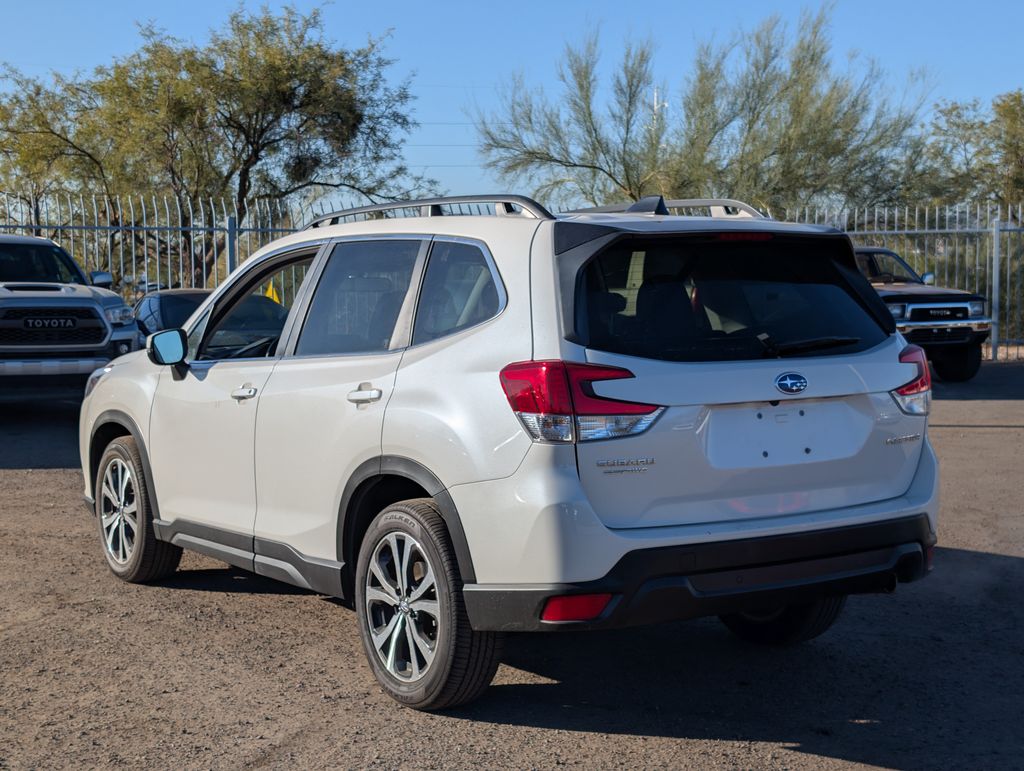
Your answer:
571,232 -> 926,529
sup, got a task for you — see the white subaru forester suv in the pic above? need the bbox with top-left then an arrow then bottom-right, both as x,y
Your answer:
80,195 -> 938,710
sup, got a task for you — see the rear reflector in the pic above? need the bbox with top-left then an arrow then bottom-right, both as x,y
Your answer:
541,593 -> 613,622
890,345 -> 931,415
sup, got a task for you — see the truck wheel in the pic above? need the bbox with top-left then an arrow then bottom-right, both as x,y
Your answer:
95,436 -> 182,582
355,499 -> 503,711
719,596 -> 846,645
932,342 -> 983,382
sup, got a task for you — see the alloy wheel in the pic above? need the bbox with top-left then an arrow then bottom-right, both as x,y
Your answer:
364,531 -> 440,682
99,458 -> 137,565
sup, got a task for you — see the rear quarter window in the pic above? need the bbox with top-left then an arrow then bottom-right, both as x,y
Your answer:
578,235 -> 890,362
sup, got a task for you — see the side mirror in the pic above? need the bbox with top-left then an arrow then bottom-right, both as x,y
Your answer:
921,272 -> 935,285
147,328 -> 187,366
90,271 -> 114,288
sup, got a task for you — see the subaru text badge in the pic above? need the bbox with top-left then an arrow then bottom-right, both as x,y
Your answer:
775,372 -> 808,394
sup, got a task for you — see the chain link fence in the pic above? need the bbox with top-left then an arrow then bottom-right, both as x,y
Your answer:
1,193 -> 1021,359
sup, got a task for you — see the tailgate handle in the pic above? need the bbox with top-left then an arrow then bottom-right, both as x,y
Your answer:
347,383 -> 383,404
230,384 -> 258,401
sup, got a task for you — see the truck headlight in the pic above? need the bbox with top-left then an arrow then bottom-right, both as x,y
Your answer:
968,301 -> 986,317
104,305 -> 135,325
888,303 -> 907,320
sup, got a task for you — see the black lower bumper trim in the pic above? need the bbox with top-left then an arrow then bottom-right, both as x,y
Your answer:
463,514 -> 935,632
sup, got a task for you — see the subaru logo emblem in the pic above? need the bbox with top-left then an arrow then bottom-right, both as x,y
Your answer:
775,372 -> 808,394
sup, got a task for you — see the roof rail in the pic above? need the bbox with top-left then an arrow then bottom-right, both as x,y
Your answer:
303,194 -> 555,230
569,196 -> 765,219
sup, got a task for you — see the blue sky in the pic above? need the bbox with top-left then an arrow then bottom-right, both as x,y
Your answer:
4,0 -> 1023,198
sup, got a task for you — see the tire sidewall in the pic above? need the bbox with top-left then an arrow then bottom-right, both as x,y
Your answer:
95,438 -> 149,579
355,504 -> 457,707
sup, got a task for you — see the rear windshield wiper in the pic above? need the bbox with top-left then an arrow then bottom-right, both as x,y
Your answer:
757,333 -> 860,358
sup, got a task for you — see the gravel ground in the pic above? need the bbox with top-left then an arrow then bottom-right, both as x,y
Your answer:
1,363 -> 1022,770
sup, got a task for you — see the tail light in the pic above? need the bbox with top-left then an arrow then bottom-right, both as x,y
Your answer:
499,360 -> 663,443
890,345 -> 931,415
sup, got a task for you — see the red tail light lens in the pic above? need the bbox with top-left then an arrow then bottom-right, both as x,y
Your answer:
541,593 -> 613,622
891,345 -> 931,415
499,361 -> 663,442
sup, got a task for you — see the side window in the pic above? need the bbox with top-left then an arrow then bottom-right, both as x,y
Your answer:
197,256 -> 313,360
295,240 -> 420,356
412,241 -> 502,345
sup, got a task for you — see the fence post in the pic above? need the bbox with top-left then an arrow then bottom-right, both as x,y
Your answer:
991,218 -> 1000,361
226,215 -> 238,274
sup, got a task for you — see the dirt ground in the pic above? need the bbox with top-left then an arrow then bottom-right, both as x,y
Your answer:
1,363 -> 1022,770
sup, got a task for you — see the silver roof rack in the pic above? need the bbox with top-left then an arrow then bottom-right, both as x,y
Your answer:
303,194 -> 555,230
569,195 -> 765,219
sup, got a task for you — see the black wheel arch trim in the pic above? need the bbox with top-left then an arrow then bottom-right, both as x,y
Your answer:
337,455 -> 477,585
89,409 -> 163,529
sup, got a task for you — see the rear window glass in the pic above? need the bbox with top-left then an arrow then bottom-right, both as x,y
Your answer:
578,237 -> 888,362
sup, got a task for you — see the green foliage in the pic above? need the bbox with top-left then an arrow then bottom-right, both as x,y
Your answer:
478,9 -> 927,210
916,91 -> 1024,208
0,6 -> 432,218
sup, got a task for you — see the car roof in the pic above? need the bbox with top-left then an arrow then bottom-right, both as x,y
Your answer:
556,212 -> 841,236
0,234 -> 58,246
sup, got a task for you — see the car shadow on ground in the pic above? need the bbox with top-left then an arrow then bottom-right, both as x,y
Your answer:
931,360 -> 1024,401
449,546 -> 1024,768
0,395 -> 82,469
159,565 -> 312,595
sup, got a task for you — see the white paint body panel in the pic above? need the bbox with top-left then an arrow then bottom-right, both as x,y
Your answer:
148,360 -> 275,534
253,352 -> 402,561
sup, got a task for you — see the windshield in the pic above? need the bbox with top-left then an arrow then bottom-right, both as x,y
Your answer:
855,251 -> 921,284
0,242 -> 86,284
577,236 -> 889,362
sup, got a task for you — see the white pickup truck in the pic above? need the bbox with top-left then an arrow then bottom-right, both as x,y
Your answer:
0,234 -> 139,394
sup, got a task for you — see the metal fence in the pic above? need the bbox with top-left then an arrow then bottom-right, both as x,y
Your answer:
1,193 -> 1021,359
0,193 -> 345,302
783,204 -> 1023,360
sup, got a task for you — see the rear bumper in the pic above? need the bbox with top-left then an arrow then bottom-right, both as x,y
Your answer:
463,514 -> 935,632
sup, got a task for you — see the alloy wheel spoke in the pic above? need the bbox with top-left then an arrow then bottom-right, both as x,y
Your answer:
365,587 -> 398,608
410,598 -> 440,619
118,463 -> 130,501
386,533 -> 406,595
118,517 -> 127,561
408,622 -> 436,667
371,613 -> 401,653
368,559 -> 400,601
105,517 -> 119,552
405,622 -> 421,678
101,510 -> 118,529
385,614 -> 405,673
408,566 -> 435,603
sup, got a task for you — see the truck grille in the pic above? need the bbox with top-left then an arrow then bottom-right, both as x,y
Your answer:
909,306 -> 968,321
0,307 -> 107,346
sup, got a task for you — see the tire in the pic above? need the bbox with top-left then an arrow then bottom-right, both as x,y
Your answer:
355,498 -> 503,710
931,342 -> 982,382
719,595 -> 847,646
94,436 -> 181,583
